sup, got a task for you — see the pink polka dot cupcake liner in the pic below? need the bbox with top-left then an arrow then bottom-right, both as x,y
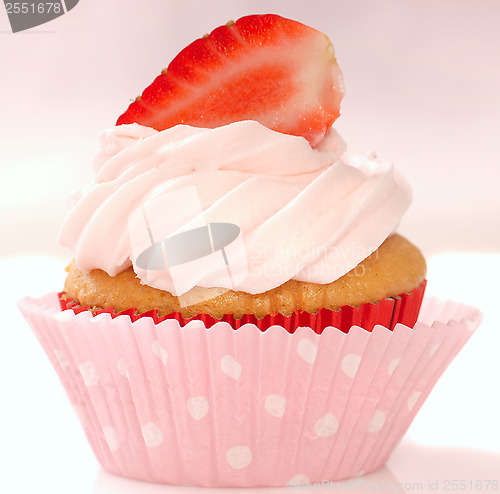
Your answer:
18,292 -> 481,488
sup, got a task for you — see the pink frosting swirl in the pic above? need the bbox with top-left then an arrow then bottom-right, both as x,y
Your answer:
59,121 -> 411,295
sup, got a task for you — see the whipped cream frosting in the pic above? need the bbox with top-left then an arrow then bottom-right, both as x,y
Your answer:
59,121 -> 411,295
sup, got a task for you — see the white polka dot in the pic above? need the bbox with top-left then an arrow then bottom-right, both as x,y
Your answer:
79,361 -> 99,386
103,426 -> 120,452
388,357 -> 402,376
72,404 -> 87,429
53,349 -> 69,369
221,355 -> 242,380
297,339 -> 317,365
142,422 -> 164,448
465,319 -> 477,332
117,358 -> 129,378
430,343 -> 441,356
226,445 -> 252,469
341,353 -> 361,378
286,474 -> 310,486
314,413 -> 339,437
152,341 -> 168,366
367,410 -> 386,432
354,470 -> 365,478
408,391 -> 422,411
187,396 -> 209,420
264,394 -> 287,418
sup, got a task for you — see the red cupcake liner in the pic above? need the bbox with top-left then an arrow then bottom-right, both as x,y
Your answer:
58,280 -> 426,333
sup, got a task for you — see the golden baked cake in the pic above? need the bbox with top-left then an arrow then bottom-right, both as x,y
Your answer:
64,233 -> 426,319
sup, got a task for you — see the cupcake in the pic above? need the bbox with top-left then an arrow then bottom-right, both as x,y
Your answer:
18,14 -> 481,487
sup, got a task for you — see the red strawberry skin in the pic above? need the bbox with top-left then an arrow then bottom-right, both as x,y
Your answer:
116,14 -> 344,146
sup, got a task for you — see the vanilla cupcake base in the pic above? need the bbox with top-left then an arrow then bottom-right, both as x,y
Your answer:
64,233 -> 427,318
18,293 -> 480,487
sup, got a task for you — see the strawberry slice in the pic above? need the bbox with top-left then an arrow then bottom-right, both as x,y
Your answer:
116,14 -> 344,147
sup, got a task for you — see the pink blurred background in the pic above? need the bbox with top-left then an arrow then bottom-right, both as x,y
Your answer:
1,0 -> 499,260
